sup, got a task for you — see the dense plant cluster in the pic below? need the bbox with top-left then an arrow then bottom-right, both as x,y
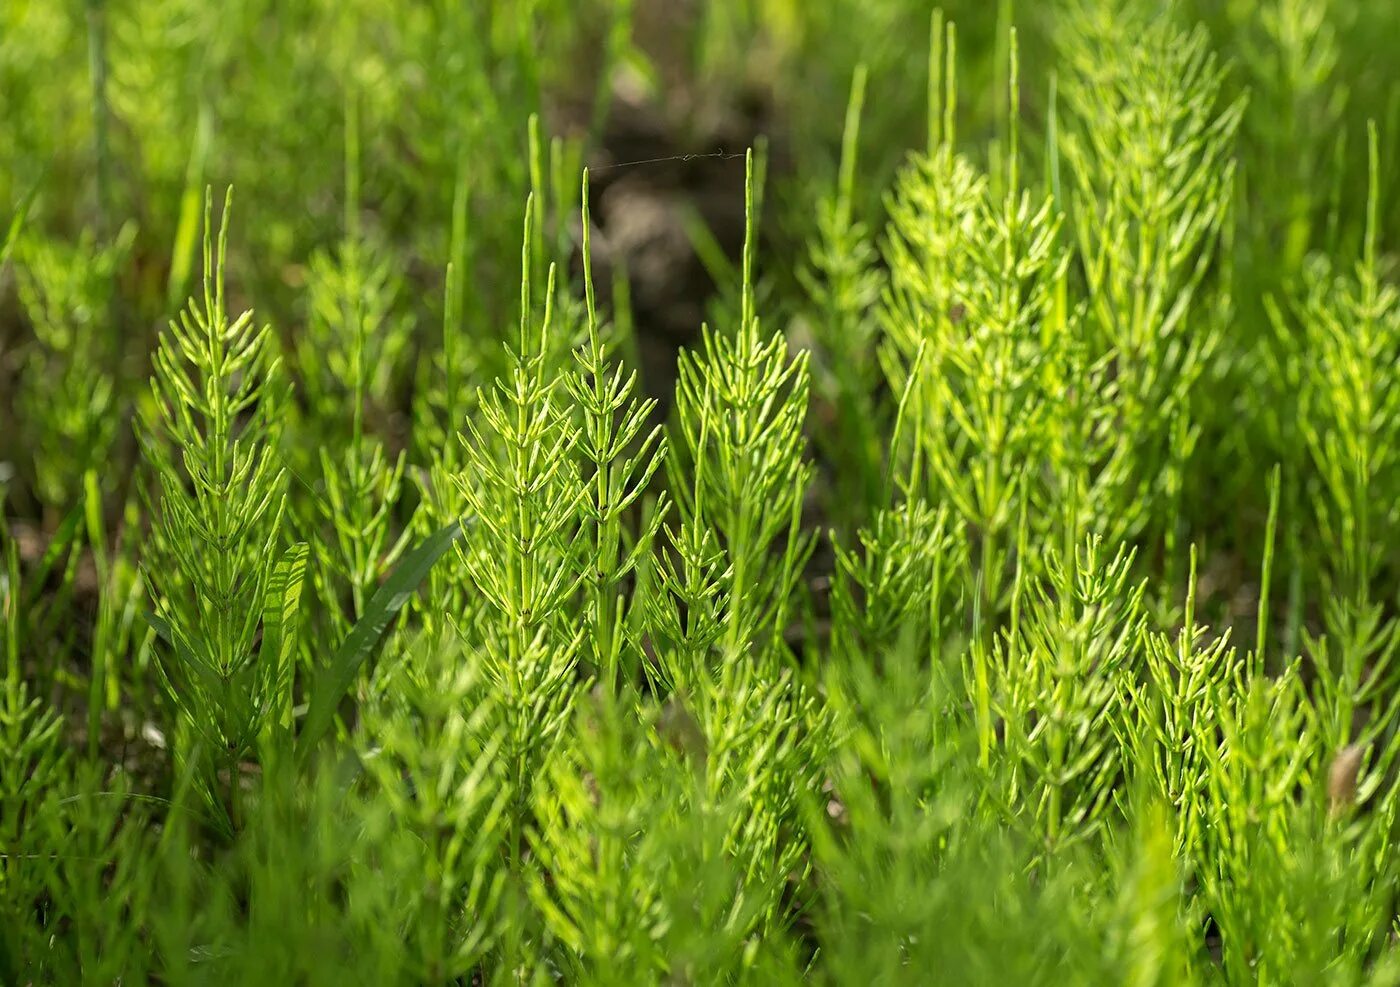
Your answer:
5,0 -> 1400,982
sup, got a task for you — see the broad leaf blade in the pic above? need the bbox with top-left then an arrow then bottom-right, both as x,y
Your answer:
298,519 -> 467,760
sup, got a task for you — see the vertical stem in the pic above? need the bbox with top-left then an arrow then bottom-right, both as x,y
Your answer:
85,0 -> 111,238
928,9 -> 945,155
1007,27 -> 1019,197
837,65 -> 867,230
227,745 -> 242,831
1256,465 -> 1281,673
944,22 -> 958,151
344,81 -> 366,455
84,469 -> 109,760
994,0 -> 1012,159
582,171 -> 619,687
971,568 -> 992,770
740,151 -> 756,336
1046,73 -> 1061,204
449,149 -> 470,396
527,115 -> 546,299
1354,121 -> 1382,609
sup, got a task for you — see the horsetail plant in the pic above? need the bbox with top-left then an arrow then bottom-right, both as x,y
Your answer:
139,189 -> 304,829
881,26 -> 1066,622
1056,2 -> 1244,552
13,224 -> 133,509
11,2 -> 1400,983
990,537 -> 1147,854
451,197 -> 587,969
670,152 -> 815,666
800,64 -> 888,529
354,639 -> 510,981
295,102 -> 413,642
1123,550 -> 1242,857
564,172 -> 668,687
0,526 -> 66,971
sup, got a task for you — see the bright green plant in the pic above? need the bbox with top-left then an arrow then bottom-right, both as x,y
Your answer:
670,154 -> 815,663
354,638 -> 510,982
139,189 -> 302,829
1056,0 -> 1245,554
8,2 -> 1400,984
564,174 -> 668,685
989,536 -> 1146,853
881,32 -> 1066,615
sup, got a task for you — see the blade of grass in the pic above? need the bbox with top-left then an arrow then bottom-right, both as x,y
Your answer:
1,184 -> 38,269
297,519 -> 469,760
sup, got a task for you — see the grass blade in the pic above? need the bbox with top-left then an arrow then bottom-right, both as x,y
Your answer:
297,519 -> 468,760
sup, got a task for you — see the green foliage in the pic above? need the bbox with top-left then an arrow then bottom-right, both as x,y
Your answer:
670,155 -> 815,662
529,689 -> 807,983
1056,2 -> 1244,552
563,176 -> 668,684
354,640 -> 510,981
13,225 -> 133,506
800,65 -> 887,527
989,537 -> 1146,852
139,189 -> 295,826
9,1 -> 1400,984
